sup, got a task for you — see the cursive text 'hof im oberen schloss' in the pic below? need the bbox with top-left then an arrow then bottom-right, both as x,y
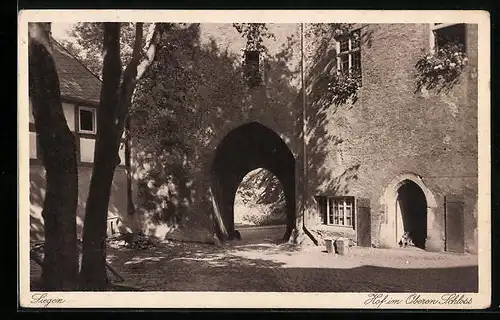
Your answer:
364,293 -> 473,308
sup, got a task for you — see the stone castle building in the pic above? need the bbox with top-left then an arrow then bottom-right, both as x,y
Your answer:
29,23 -> 478,254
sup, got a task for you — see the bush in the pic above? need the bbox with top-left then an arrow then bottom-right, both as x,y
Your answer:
234,168 -> 287,226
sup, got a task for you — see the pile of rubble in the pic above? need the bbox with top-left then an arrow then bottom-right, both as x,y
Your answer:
108,232 -> 160,250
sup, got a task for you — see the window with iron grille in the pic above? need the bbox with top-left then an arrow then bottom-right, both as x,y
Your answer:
317,196 -> 355,228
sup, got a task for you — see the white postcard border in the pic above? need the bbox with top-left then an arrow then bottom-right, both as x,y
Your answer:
18,9 -> 491,309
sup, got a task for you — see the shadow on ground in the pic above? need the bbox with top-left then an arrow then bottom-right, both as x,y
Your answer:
100,240 -> 478,293
30,230 -> 478,293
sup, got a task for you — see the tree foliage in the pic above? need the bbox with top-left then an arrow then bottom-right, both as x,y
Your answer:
232,23 -> 276,87
131,24 -> 252,226
232,23 -> 276,53
235,168 -> 286,226
60,22 -> 153,78
130,24 -> 203,221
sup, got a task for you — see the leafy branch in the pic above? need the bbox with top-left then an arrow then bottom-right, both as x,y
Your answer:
327,69 -> 362,107
232,23 -> 276,53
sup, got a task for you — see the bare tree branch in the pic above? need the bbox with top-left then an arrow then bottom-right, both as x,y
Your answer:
136,23 -> 166,81
121,22 -> 144,86
116,23 -> 171,142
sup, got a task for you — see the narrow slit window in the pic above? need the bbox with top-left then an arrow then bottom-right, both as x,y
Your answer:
244,50 -> 262,88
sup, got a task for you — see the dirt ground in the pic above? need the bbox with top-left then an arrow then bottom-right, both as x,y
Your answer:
30,225 -> 478,292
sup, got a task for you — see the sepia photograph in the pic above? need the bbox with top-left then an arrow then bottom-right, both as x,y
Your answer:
18,10 -> 491,309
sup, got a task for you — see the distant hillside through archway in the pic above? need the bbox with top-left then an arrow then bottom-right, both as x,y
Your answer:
234,168 -> 286,227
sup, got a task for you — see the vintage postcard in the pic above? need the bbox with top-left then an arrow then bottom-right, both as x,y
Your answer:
18,10 -> 491,309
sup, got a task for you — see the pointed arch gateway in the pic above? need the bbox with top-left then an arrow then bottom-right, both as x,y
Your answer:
211,122 -> 296,242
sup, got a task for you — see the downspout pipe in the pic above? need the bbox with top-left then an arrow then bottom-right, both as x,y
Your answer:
300,23 -> 319,246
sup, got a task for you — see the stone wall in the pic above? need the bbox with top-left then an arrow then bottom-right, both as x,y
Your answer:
303,24 -> 478,253
127,23 -> 304,243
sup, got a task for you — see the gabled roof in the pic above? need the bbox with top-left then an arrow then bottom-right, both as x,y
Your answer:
51,39 -> 102,106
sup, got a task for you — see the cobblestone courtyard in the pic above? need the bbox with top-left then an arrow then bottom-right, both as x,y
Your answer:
30,226 -> 478,292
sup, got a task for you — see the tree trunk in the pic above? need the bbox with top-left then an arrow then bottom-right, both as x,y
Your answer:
79,23 -> 123,290
28,22 -> 79,291
79,22 -> 167,290
125,116 -> 135,215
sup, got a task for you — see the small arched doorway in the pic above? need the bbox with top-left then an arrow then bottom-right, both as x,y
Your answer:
382,173 -> 437,251
211,122 -> 296,242
395,180 -> 428,249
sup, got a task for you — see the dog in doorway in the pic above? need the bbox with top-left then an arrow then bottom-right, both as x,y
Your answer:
398,231 -> 415,248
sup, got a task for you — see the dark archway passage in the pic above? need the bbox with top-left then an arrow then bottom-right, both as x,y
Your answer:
212,122 -> 296,242
396,180 -> 428,249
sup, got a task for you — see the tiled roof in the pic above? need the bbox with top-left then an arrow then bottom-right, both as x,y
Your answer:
51,39 -> 102,105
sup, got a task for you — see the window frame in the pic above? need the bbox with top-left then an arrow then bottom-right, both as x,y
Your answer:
429,23 -> 467,53
78,106 -> 97,134
317,195 -> 356,228
336,29 -> 362,76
